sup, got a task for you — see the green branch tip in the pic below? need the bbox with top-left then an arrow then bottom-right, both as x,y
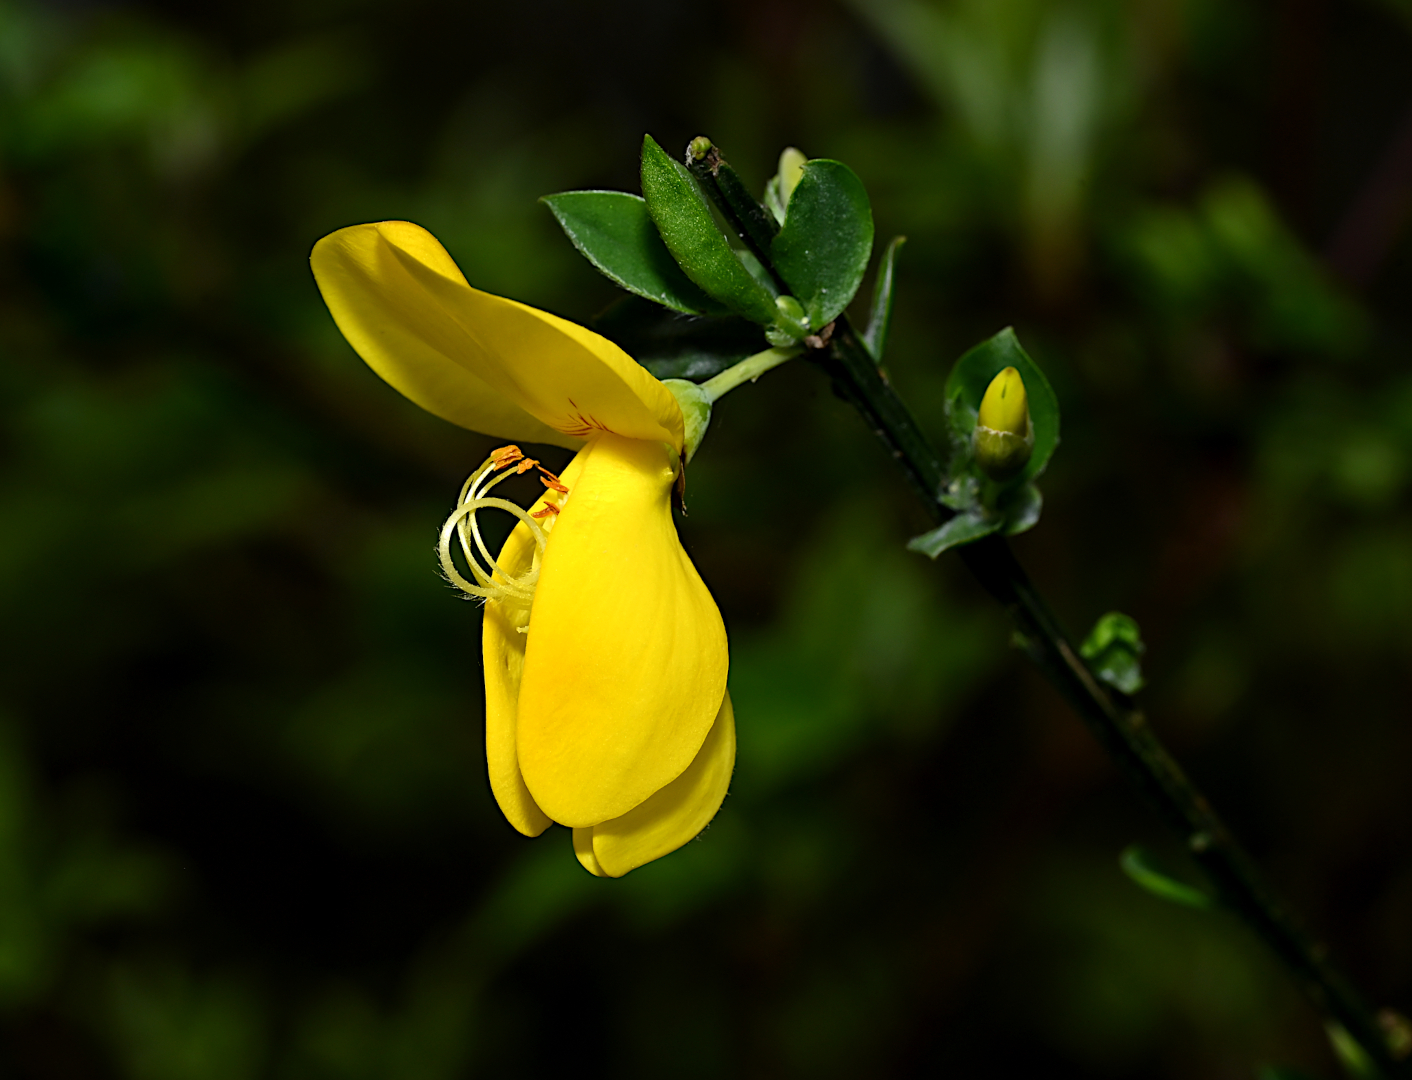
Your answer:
687,135 -> 714,162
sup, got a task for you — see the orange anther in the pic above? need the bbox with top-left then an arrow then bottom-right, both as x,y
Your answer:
490,445 -> 523,469
515,457 -> 540,474
539,474 -> 569,494
530,503 -> 561,519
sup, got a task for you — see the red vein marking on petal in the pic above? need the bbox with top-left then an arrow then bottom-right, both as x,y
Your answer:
560,398 -> 613,439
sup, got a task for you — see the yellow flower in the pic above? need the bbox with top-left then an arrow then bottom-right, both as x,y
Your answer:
310,221 -> 733,877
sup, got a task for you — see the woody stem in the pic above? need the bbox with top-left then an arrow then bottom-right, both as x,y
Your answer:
687,139 -> 1406,1076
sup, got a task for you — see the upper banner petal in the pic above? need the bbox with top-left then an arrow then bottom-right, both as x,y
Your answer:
312,222 -> 685,453
589,690 -> 735,878
312,222 -> 574,448
516,432 -> 729,827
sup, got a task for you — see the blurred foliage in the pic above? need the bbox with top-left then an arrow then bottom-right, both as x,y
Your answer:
1,0 -> 1410,1077
1082,612 -> 1147,695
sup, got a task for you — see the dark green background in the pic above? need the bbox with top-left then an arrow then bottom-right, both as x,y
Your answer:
2,0 -> 1410,1076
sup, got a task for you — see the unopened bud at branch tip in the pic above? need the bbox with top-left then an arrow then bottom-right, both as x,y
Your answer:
975,366 -> 1033,481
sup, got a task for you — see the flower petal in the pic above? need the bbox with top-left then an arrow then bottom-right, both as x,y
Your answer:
517,432 -> 729,827
481,449 -> 591,837
312,222 -> 573,448
484,594 -> 552,837
572,828 -> 607,877
587,690 -> 735,878
311,222 -> 685,453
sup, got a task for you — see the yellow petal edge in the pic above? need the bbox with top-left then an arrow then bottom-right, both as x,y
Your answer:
575,690 -> 735,878
311,222 -> 685,453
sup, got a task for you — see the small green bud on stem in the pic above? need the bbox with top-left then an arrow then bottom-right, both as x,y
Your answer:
764,294 -> 810,346
687,136 -> 714,163
974,366 -> 1033,481
774,294 -> 806,324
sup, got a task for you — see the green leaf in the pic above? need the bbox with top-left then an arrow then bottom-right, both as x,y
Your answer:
862,235 -> 905,360
764,174 -> 786,226
639,134 -> 779,326
764,146 -> 807,226
1119,845 -> 1215,910
945,327 -> 1060,488
771,159 -> 875,328
906,510 -> 1001,559
1000,482 -> 1042,536
590,296 -> 763,382
938,472 -> 980,512
1080,611 -> 1146,695
910,482 -> 1040,561
541,190 -> 727,316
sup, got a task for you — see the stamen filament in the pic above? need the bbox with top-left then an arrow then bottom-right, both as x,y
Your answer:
439,445 -> 563,608
466,466 -> 530,573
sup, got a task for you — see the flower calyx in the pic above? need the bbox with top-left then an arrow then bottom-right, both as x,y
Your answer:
662,379 -> 712,465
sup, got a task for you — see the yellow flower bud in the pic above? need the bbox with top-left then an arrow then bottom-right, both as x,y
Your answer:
979,366 -> 1028,435
974,366 -> 1033,481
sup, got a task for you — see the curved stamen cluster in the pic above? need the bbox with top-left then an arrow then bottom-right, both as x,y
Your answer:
438,445 -> 568,610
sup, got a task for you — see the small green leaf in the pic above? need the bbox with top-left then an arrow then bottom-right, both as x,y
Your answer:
945,328 -> 1060,489
639,134 -> 779,326
764,174 -> 786,226
1080,611 -> 1146,695
1000,483 -> 1042,536
772,159 -> 875,328
542,190 -> 728,316
906,510 -> 1001,559
926,474 -> 1039,548
590,295 -> 763,382
938,472 -> 980,512
764,147 -> 807,225
862,235 -> 905,360
1120,845 -> 1216,910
